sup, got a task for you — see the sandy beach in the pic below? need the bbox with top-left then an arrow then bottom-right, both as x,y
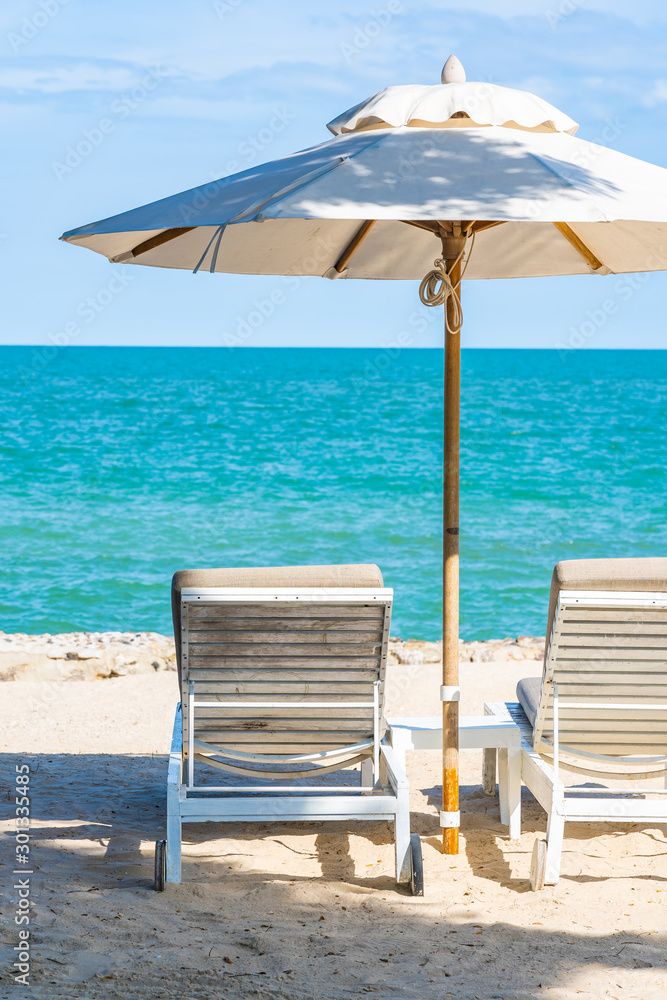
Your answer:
1,651 -> 666,1000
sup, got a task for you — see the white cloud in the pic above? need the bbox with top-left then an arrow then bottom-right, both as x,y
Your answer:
511,76 -> 563,102
428,0 -> 667,24
146,96 -> 266,121
642,80 -> 667,107
0,64 -> 155,93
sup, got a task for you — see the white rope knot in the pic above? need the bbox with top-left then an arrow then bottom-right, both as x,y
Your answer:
419,257 -> 463,333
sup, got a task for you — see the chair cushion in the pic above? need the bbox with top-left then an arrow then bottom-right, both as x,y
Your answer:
516,676 -> 542,729
171,564 -> 384,682
545,557 -> 667,664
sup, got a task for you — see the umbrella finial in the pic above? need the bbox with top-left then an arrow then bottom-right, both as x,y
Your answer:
441,55 -> 466,84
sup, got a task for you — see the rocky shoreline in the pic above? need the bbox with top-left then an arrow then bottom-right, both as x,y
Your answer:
0,631 -> 545,681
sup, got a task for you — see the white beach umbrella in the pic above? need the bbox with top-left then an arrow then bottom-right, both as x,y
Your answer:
61,55 -> 667,856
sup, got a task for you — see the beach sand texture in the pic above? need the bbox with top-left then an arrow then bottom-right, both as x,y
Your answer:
1,659 -> 666,999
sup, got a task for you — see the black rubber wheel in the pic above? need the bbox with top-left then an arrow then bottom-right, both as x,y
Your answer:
409,833 -> 424,896
154,839 -> 166,892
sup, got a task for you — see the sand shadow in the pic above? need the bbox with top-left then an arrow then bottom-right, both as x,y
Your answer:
4,751 -> 667,999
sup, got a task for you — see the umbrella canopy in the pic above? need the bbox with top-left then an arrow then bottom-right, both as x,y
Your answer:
61,56 -> 667,857
62,74 -> 667,281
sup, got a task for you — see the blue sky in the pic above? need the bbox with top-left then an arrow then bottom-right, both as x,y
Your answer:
2,0 -> 667,348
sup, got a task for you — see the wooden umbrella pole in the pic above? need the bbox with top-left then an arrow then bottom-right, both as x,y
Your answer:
442,251 -> 462,855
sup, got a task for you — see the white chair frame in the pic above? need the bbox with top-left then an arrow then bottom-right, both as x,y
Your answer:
486,589 -> 667,888
164,586 -> 416,887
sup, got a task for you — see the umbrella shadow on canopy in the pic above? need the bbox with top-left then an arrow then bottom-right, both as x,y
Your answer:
61,127 -> 635,282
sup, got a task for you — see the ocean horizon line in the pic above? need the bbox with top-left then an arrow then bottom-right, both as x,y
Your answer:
2,344 -> 666,352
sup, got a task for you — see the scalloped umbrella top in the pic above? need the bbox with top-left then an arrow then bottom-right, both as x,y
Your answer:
326,81 -> 578,137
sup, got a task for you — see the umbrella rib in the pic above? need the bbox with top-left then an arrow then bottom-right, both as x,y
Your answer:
402,220 -> 441,235
333,219 -> 376,273
469,220 -> 506,235
553,222 -> 604,270
128,227 -> 196,258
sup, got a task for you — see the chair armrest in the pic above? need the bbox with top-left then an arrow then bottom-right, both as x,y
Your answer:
381,741 -> 409,792
168,703 -> 183,787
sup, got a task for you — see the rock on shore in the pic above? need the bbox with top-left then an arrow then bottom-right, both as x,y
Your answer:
0,631 -> 544,681
0,632 -> 176,681
391,635 -> 545,665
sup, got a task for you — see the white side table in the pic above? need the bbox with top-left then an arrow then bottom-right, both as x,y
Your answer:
386,712 -> 521,839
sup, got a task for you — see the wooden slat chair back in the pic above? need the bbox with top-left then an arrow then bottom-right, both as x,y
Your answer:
160,565 -> 422,893
172,565 -> 392,783
532,591 -> 667,778
529,557 -> 667,779
490,558 -> 667,888
488,559 -> 667,888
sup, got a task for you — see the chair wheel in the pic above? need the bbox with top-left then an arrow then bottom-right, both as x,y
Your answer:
409,833 -> 424,896
530,838 -> 547,891
154,839 -> 167,892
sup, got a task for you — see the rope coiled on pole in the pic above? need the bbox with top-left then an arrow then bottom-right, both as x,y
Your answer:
418,233 -> 475,335
418,257 -> 463,332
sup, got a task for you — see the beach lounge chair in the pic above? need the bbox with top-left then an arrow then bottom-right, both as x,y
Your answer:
154,564 -> 423,894
485,558 -> 667,890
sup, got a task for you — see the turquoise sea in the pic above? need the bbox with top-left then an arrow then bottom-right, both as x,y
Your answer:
1,347 -> 666,640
